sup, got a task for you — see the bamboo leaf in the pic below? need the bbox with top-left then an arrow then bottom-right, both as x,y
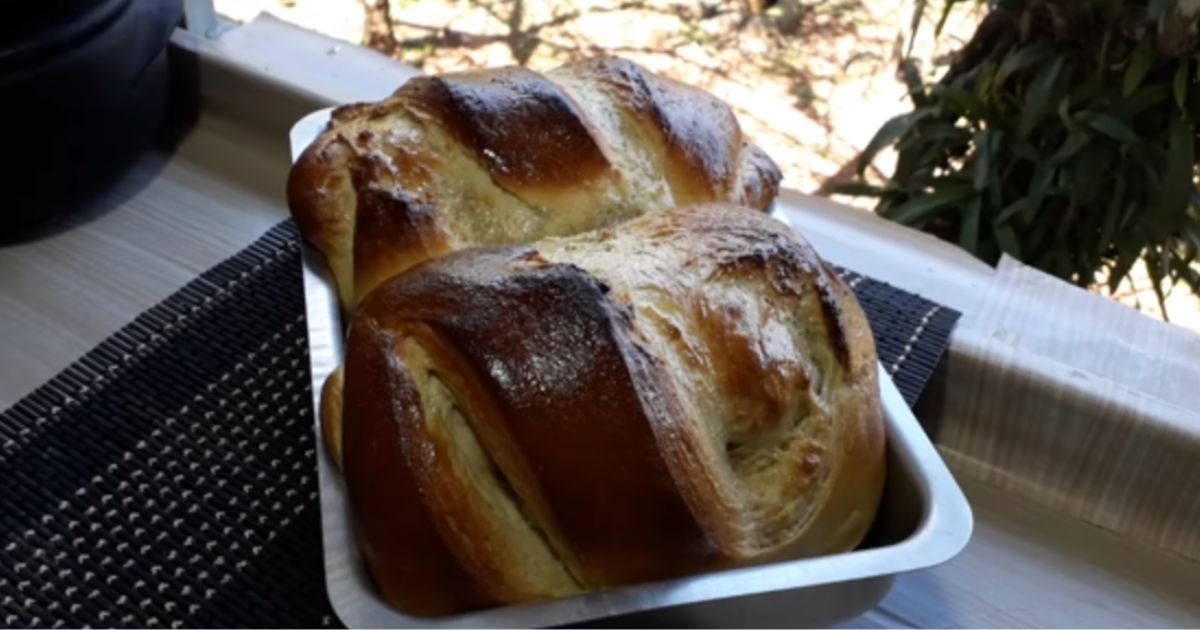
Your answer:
1049,130 -> 1091,163
1069,73 -> 1105,105
856,109 -> 935,176
1099,176 -> 1126,260
907,0 -> 927,58
1011,138 -> 1041,163
1184,220 -> 1200,252
883,182 -> 976,225
935,85 -> 985,116
1089,113 -> 1141,143
901,60 -> 930,107
993,220 -> 1023,259
1170,254 -> 1200,293
1108,237 -> 1143,293
1020,56 -> 1065,137
1123,40 -> 1156,96
996,198 -> 1030,225
960,195 -> 982,253
1148,0 -> 1172,21
995,42 -> 1051,88
934,0 -> 963,38
1150,115 -> 1195,238
974,60 -> 999,104
916,122 -> 971,144
1116,83 -> 1171,117
1058,95 -> 1075,130
972,130 -> 991,191
1176,58 -> 1191,111
1024,163 -> 1056,223
1053,247 -> 1073,279
830,182 -> 887,196
986,132 -> 1005,209
1144,248 -> 1171,321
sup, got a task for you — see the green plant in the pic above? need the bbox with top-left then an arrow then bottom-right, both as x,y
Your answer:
847,0 -> 1200,318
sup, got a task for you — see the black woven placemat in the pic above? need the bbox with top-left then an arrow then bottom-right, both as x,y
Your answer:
0,220 -> 958,629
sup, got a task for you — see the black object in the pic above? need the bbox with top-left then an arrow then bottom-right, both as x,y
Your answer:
0,220 -> 958,628
0,0 -> 182,239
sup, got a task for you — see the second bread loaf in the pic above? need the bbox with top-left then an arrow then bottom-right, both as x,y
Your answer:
287,56 -> 782,308
323,204 -> 885,616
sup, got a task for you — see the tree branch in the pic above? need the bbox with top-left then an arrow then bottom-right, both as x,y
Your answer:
360,0 -> 396,56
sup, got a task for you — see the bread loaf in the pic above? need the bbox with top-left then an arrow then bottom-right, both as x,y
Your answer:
324,204 -> 885,616
287,56 -> 781,308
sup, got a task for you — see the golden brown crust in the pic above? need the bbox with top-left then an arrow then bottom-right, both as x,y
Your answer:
355,247 -> 719,586
319,365 -> 344,471
533,205 -> 883,561
287,57 -> 782,308
340,319 -> 496,616
397,69 -> 614,192
568,56 -> 740,205
739,143 -> 784,212
330,204 -> 884,615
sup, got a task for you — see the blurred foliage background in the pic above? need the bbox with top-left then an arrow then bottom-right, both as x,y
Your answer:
218,0 -> 1198,327
846,0 -> 1200,323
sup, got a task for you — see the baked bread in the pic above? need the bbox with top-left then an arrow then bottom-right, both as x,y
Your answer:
287,56 -> 781,308
324,203 -> 885,616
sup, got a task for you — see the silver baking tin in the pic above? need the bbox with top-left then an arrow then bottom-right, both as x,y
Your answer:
291,108 -> 973,628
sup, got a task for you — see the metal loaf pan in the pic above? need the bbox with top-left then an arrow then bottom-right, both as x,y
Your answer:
291,108 -> 973,628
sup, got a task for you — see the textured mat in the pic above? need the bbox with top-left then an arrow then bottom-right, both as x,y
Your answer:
0,220 -> 958,629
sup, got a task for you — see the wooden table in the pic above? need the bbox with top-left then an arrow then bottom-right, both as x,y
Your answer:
2,15 -> 1197,628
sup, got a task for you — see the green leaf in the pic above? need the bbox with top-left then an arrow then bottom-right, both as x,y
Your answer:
1011,138 -> 1041,163
1099,176 -> 1126,261
1184,220 -> 1200,252
993,220 -> 1023,259
907,0 -> 927,58
1053,247 -> 1073,280
1148,0 -> 1172,21
1024,164 -> 1056,223
1089,113 -> 1141,143
959,195 -> 982,253
1020,56 -> 1065,137
1130,143 -> 1167,189
995,42 -> 1051,88
830,182 -> 887,197
857,109 -> 935,176
1123,40 -> 1156,96
916,122 -> 971,144
935,85 -> 985,116
1108,237 -> 1143,293
1097,24 -> 1113,75
1144,248 -> 1171,321
1058,95 -> 1076,130
1068,71 -> 1105,107
1117,83 -> 1171,117
934,0 -> 963,38
996,198 -> 1030,225
1170,254 -> 1200,293
1175,58 -> 1191,111
986,132 -> 1005,209
972,130 -> 991,191
1050,130 -> 1091,163
901,60 -> 929,107
883,182 -> 976,225
1149,115 -> 1196,238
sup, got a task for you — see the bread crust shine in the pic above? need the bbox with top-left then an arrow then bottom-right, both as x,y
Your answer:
287,56 -> 782,308
330,204 -> 885,616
